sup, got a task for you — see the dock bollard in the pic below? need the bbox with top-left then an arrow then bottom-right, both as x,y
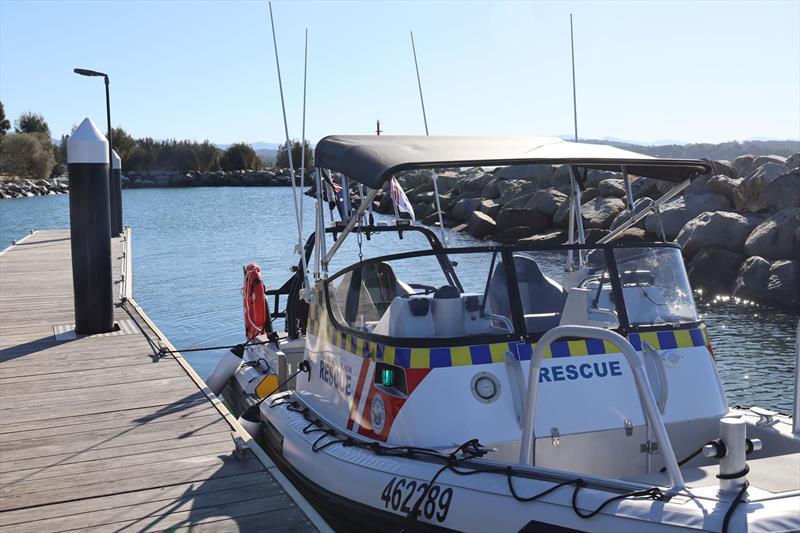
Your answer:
110,150 -> 123,236
67,118 -> 115,334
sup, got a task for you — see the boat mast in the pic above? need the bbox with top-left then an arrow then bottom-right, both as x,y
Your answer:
268,2 -> 310,295
567,14 -> 586,270
410,30 -> 446,245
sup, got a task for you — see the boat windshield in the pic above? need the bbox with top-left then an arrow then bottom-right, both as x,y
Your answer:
324,244 -> 698,342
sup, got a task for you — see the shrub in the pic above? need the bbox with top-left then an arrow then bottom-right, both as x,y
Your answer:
276,139 -> 313,168
220,143 -> 261,171
0,133 -> 55,179
14,112 -> 50,137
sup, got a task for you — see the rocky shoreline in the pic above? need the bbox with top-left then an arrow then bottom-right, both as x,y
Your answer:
0,168 -> 299,198
376,152 -> 799,312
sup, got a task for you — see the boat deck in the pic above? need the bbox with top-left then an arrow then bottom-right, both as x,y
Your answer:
0,229 -> 329,532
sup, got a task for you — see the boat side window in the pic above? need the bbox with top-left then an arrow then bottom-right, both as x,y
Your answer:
612,247 -> 698,326
326,251 -> 519,339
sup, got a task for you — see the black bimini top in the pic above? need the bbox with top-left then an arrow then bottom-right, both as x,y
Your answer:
314,135 -> 711,189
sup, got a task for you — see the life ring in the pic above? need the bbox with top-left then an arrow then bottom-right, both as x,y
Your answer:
243,263 -> 270,339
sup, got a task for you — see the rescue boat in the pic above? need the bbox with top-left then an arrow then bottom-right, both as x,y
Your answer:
212,136 -> 800,532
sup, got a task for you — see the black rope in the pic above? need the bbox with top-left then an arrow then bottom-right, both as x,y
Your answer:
717,464 -> 750,480
722,481 -> 749,533
270,399 -> 668,527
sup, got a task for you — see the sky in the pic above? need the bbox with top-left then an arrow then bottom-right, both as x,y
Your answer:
1,0 -> 799,145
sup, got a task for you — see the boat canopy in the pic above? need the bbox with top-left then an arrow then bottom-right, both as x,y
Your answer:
314,135 -> 711,189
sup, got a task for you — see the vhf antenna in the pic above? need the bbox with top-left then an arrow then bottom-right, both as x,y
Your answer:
410,30 -> 445,244
268,1 -> 310,297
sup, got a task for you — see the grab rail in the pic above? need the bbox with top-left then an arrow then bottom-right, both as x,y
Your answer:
518,325 -> 685,491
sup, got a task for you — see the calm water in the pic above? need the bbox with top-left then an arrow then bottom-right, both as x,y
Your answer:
1,188 -> 797,412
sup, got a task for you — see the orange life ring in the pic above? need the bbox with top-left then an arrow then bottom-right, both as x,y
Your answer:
243,263 -> 270,339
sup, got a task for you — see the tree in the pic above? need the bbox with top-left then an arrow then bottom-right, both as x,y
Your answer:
0,133 -> 55,179
220,143 -> 261,171
111,127 -> 136,160
276,139 -> 312,169
0,102 -> 10,137
14,112 -> 50,137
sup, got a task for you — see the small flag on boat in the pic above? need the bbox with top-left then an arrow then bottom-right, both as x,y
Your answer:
390,176 -> 415,221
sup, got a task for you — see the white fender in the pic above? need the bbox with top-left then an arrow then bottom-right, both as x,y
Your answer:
207,348 -> 243,396
238,408 -> 262,437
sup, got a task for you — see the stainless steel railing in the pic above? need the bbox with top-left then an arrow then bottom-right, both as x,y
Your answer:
518,325 -> 685,491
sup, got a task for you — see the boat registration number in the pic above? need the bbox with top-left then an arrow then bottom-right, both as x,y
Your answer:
380,476 -> 453,522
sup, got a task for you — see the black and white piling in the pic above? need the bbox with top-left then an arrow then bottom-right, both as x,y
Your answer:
111,150 -> 123,236
67,118 -> 114,334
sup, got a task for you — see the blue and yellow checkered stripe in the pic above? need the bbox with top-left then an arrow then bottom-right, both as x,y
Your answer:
306,290 -> 710,369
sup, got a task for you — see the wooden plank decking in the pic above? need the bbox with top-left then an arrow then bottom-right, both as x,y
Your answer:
0,229 -> 330,532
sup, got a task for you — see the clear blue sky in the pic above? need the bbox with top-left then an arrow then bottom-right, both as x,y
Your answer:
1,0 -> 798,145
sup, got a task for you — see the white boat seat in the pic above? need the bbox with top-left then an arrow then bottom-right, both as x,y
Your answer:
488,255 -> 566,331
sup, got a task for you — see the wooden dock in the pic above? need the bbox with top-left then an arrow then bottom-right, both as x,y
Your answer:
0,229 -> 330,532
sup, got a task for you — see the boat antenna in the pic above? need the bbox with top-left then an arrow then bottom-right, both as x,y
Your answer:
570,13 -> 578,142
268,1 -> 310,297
299,28 -> 308,251
410,31 -> 429,136
410,30 -> 446,244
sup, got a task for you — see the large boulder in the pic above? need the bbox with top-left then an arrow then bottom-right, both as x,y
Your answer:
451,197 -> 484,222
479,199 -> 501,219
586,170 -> 622,188
494,164 -> 554,182
687,249 -> 745,295
753,155 -> 786,168
466,211 -> 496,238
763,170 -> 800,212
492,226 -> 536,243
732,256 -> 771,300
705,159 -> 735,178
526,188 -> 567,217
731,155 -> 755,179
644,193 -> 732,239
764,260 -> 800,311
582,196 -> 626,229
455,171 -> 495,194
597,179 -> 626,198
631,177 -> 659,198
784,152 -> 800,172
675,211 -> 759,257
481,178 -> 501,200
495,207 -> 550,232
610,197 -> 653,231
684,174 -> 712,196
743,208 -> 800,260
707,174 -> 742,206
495,180 -> 527,206
737,162 -> 786,212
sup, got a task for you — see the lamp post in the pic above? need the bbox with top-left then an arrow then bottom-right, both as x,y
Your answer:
73,68 -> 117,234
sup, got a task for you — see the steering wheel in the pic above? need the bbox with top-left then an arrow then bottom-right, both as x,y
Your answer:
409,283 -> 438,295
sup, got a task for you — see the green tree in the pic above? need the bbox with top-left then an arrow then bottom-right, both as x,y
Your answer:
0,102 -> 10,137
111,126 -> 137,160
220,143 -> 261,171
14,112 -> 50,137
0,133 -> 55,179
194,141 -> 221,171
276,139 -> 313,168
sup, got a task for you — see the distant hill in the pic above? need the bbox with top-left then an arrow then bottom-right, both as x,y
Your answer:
256,148 -> 278,165
583,139 -> 800,161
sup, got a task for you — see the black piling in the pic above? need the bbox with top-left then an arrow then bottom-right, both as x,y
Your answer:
66,118 -> 115,334
111,150 -> 123,236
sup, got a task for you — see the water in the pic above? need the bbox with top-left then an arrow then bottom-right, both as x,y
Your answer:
1,188 -> 797,412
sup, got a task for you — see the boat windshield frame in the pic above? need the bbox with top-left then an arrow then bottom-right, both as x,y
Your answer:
321,241 -> 701,348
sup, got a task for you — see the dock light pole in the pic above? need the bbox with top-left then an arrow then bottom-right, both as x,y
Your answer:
73,68 -> 120,235
67,118 -> 115,334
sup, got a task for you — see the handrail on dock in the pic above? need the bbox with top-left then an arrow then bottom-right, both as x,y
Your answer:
518,325 -> 685,491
